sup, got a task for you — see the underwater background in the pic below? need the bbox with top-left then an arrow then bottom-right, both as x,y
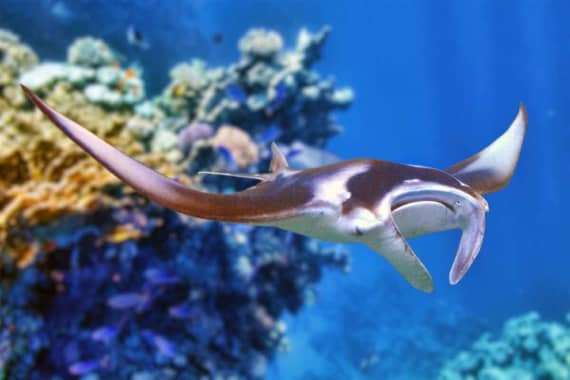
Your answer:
0,0 -> 569,379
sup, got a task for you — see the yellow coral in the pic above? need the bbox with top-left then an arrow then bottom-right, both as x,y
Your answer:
0,32 -> 187,267
0,29 -> 38,86
0,82 -> 186,266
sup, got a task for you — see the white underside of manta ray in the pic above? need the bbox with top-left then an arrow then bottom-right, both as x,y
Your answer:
21,85 -> 527,293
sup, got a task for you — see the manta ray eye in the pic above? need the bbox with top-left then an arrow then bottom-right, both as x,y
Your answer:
454,200 -> 462,208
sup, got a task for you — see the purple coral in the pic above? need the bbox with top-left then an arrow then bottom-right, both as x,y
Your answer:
178,122 -> 214,152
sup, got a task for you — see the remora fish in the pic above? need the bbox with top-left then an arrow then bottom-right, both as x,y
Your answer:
21,85 -> 527,293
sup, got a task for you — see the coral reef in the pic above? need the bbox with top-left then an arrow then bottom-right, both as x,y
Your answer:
0,202 -> 349,379
0,79 -> 180,266
67,37 -> 117,68
239,29 -> 284,59
0,34 -> 182,266
21,36 -> 144,108
0,29 -> 38,87
0,26 -> 353,379
178,122 -> 215,153
210,125 -> 259,168
438,312 -> 570,380
148,26 -> 352,150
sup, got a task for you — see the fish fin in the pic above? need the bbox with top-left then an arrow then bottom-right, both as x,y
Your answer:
198,171 -> 269,181
449,201 -> 486,285
269,142 -> 289,172
365,217 -> 433,293
447,104 -> 527,194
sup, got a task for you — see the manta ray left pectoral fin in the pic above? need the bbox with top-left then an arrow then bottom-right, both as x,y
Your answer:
447,104 -> 527,194
365,217 -> 434,293
199,142 -> 290,181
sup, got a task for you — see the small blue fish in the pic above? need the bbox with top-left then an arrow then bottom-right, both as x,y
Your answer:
68,359 -> 100,375
168,304 -> 193,319
267,82 -> 287,114
213,33 -> 223,44
144,268 -> 179,285
285,148 -> 303,160
142,330 -> 177,357
91,326 -> 118,343
257,125 -> 282,145
216,145 -> 237,170
107,293 -> 144,309
225,84 -> 247,103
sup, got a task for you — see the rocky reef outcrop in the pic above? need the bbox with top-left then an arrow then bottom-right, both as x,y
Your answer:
438,312 -> 570,380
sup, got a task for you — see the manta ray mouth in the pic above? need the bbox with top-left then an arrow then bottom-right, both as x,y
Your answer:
392,198 -> 455,213
389,185 -> 488,287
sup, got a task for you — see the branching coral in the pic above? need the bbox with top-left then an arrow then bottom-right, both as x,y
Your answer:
150,26 -> 352,150
438,312 -> 570,380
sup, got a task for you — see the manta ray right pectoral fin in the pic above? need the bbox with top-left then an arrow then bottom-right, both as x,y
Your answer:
446,104 -> 527,194
365,217 -> 434,293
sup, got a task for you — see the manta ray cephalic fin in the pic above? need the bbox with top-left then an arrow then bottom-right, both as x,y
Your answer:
365,216 -> 434,293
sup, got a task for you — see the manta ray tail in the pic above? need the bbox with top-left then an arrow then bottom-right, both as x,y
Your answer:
198,171 -> 269,181
447,104 -> 527,194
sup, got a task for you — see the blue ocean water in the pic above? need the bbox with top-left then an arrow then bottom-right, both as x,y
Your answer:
1,1 -> 569,378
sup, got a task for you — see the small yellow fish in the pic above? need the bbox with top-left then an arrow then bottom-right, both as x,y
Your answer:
102,224 -> 143,244
173,85 -> 185,97
124,68 -> 136,79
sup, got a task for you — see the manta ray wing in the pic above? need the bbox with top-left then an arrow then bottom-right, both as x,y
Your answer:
365,215 -> 434,293
447,104 -> 527,194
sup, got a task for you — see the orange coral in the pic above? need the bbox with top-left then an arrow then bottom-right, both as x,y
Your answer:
0,83 -> 186,267
211,125 -> 259,168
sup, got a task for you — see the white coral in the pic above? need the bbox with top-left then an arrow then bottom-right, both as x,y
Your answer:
67,37 -> 116,68
239,29 -> 283,58
170,60 -> 210,90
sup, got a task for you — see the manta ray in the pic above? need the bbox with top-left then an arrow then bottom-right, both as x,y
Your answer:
21,85 -> 527,293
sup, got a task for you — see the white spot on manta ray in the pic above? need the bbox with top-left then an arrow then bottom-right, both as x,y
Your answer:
313,163 -> 370,205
